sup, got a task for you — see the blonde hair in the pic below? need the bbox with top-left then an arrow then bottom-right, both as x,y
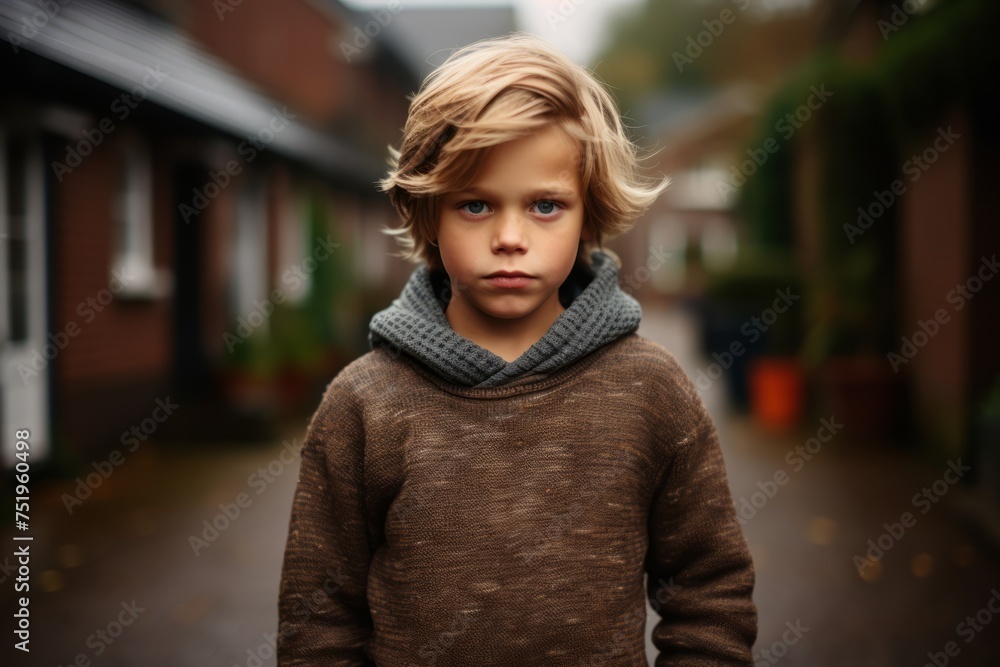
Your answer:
378,32 -> 668,270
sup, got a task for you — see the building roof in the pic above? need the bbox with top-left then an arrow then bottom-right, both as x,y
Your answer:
370,5 -> 518,79
0,0 -> 384,183
639,85 -> 760,144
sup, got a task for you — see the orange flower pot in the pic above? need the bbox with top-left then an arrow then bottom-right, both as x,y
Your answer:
748,357 -> 804,432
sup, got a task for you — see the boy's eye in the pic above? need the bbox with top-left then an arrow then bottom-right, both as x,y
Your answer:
460,201 -> 491,216
533,200 -> 560,216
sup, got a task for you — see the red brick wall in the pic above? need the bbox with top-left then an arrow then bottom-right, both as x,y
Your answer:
176,0 -> 346,126
53,133 -> 173,386
49,130 -> 175,458
898,110 -> 971,455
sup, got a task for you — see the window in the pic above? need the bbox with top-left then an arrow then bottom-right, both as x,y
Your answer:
276,187 -> 310,305
232,175 -> 269,328
113,132 -> 162,297
702,218 -> 738,273
649,215 -> 688,294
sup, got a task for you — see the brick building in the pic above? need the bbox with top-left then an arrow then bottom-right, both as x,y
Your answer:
0,0 -> 416,468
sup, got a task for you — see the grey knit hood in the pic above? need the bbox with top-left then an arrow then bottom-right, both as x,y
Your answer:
368,249 -> 642,388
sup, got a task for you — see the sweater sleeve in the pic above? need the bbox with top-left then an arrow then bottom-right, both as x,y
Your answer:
645,394 -> 758,666
277,377 -> 376,666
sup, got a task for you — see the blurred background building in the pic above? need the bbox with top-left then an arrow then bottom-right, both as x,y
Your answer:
598,0 -> 1000,511
2,0 -> 999,664
5,0 -> 994,511
0,0 -> 420,468
0,0 -> 523,467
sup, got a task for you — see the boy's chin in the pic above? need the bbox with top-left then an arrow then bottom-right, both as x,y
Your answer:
473,295 -> 543,317
464,292 -> 558,320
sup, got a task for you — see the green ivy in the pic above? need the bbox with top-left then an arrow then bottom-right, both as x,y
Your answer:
735,0 -> 995,366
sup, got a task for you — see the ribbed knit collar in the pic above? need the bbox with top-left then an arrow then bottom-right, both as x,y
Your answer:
368,249 -> 642,388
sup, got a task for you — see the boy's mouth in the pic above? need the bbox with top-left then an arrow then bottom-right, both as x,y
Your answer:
484,271 -> 536,288
484,270 -> 534,278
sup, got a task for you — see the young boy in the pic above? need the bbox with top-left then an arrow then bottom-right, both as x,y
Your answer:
278,33 -> 757,666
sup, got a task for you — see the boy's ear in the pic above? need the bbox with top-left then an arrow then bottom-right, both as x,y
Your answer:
580,221 -> 594,242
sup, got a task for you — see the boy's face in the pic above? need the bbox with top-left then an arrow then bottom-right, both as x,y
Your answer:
435,124 -> 591,355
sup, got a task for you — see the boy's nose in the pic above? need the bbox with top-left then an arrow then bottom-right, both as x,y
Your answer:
492,210 -> 527,253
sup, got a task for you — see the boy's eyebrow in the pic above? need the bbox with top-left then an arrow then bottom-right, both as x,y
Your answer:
448,184 -> 579,199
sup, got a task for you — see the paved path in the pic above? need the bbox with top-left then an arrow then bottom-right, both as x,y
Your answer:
4,301 -> 1000,666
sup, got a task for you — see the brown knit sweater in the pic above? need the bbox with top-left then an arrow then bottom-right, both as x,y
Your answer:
277,332 -> 757,665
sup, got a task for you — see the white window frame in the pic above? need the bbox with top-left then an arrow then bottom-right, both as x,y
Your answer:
233,174 -> 270,330
113,131 -> 164,298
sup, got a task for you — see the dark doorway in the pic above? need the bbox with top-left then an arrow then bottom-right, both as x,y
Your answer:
172,162 -> 209,395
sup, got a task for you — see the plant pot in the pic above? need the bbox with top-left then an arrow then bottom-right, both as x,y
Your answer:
221,369 -> 277,415
816,355 -> 901,441
748,357 -> 804,432
275,367 -> 312,413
